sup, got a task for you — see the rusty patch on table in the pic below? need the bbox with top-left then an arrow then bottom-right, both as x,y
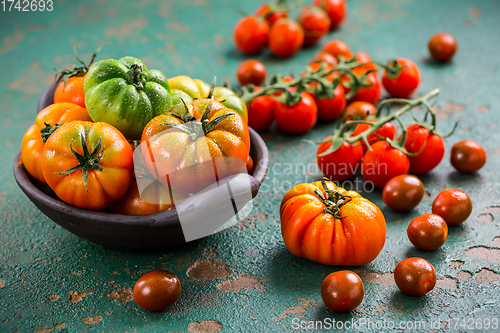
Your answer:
46,294 -> 59,301
187,320 -> 222,333
54,324 -> 65,330
449,260 -> 464,269
466,246 -> 500,263
475,269 -> 500,283
487,206 -> 500,214
186,259 -> 232,280
456,271 -> 472,279
68,290 -> 91,303
353,270 -> 396,286
477,105 -> 489,113
478,213 -> 493,223
436,276 -> 458,289
82,316 -> 102,324
34,326 -> 52,333
217,273 -> 262,293
106,287 -> 133,303
492,237 -> 500,247
0,279 -> 3,288
271,299 -> 316,321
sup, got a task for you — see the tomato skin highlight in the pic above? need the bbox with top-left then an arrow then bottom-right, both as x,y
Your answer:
382,58 -> 421,98
133,270 -> 181,312
54,75 -> 86,108
407,214 -> 448,250
450,140 -> 486,173
313,0 -> 347,29
362,141 -> 410,189
321,271 -> 364,312
269,19 -> 304,58
402,124 -> 445,174
274,92 -> 317,134
237,59 -> 267,86
383,174 -> 424,212
428,32 -> 457,62
297,6 -> 331,46
394,258 -> 436,296
317,136 -> 363,181
432,189 -> 472,226
234,16 -> 269,55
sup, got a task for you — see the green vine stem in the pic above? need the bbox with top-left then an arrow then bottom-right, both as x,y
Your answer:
54,45 -> 106,85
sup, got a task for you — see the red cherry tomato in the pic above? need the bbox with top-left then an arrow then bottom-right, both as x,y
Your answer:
234,16 -> 269,55
274,92 -> 317,134
269,19 -> 304,58
313,0 -> 347,30
401,124 -> 445,174
352,120 -> 397,152
133,270 -> 181,311
343,67 -> 381,105
450,140 -> 487,173
321,271 -> 364,312
407,214 -> 448,250
322,39 -> 351,59
310,51 -> 338,66
343,101 -> 376,122
317,136 -> 363,181
382,58 -> 421,98
237,59 -> 267,86
362,141 -> 410,189
247,87 -> 275,132
428,32 -> 457,62
255,4 -> 288,25
297,6 -> 331,46
382,174 -> 424,212
345,52 -> 377,72
306,63 -> 345,121
432,189 -> 472,226
394,258 -> 436,296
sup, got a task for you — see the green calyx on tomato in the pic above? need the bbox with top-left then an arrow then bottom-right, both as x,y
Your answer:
40,122 -> 62,143
84,56 -> 172,140
55,133 -> 105,191
313,178 -> 351,219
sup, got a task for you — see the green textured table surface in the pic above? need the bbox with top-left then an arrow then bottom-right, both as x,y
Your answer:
1,0 -> 500,332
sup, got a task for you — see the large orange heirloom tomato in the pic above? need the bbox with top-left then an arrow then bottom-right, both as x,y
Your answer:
280,179 -> 386,266
141,99 -> 250,194
41,121 -> 134,210
21,103 -> 92,184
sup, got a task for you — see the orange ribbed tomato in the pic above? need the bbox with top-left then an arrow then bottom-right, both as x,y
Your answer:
280,179 -> 386,266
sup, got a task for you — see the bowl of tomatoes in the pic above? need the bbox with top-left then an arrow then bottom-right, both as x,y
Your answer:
14,82 -> 269,251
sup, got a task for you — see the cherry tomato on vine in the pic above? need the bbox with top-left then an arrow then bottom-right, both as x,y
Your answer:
307,63 -> 345,122
274,92 -> 317,134
401,124 -> 445,174
432,189 -> 472,226
317,136 -> 363,181
255,4 -> 288,25
133,270 -> 181,312
362,141 -> 410,189
269,19 -> 304,58
234,16 -> 269,55
383,174 -> 424,212
346,52 -> 377,72
321,271 -> 364,312
310,51 -> 338,66
352,120 -> 397,152
343,101 -> 376,122
322,39 -> 352,59
428,32 -> 457,62
382,58 -> 421,98
247,87 -> 275,132
313,0 -> 347,30
54,75 -> 86,108
297,6 -> 331,46
407,214 -> 448,250
342,66 -> 381,105
237,59 -> 267,86
394,258 -> 436,296
450,140 -> 486,173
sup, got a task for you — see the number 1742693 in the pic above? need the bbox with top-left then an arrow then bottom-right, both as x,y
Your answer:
2,0 -> 53,11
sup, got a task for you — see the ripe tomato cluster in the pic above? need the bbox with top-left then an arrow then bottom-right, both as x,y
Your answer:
233,0 -> 347,58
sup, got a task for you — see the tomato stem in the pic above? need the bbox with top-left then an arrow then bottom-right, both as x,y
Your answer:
314,178 -> 351,219
40,122 -> 62,143
54,45 -> 106,86
127,63 -> 147,90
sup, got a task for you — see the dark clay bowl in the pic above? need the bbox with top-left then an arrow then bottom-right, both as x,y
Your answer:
13,83 -> 269,251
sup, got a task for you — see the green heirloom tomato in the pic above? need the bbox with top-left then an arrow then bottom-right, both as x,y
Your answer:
84,56 -> 172,140
213,87 -> 248,123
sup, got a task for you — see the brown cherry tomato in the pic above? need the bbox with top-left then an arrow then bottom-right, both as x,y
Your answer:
432,189 -> 472,226
450,140 -> 487,174
309,51 -> 338,66
407,214 -> 448,250
394,258 -> 436,296
383,174 -> 425,212
269,19 -> 304,58
321,271 -> 364,312
234,16 -> 269,55
133,270 -> 181,312
428,32 -> 457,62
237,59 -> 267,86
322,39 -> 351,59
343,101 -> 376,122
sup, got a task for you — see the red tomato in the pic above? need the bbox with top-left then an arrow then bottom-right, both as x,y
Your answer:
54,75 -> 86,108
382,58 -> 420,98
234,16 -> 269,55
407,214 -> 448,250
432,189 -> 472,226
306,63 -> 345,121
402,124 -> 445,174
362,141 -> 410,189
321,271 -> 364,312
247,87 -> 275,132
394,258 -> 436,296
428,32 -> 457,62
343,101 -> 377,122
297,6 -> 331,46
450,140 -> 487,173
313,0 -> 347,29
317,136 -> 363,181
133,270 -> 181,311
269,19 -> 304,58
322,39 -> 351,59
309,51 -> 338,66
274,92 -> 317,134
255,4 -> 288,25
343,67 -> 381,105
351,120 -> 397,152
237,59 -> 267,86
